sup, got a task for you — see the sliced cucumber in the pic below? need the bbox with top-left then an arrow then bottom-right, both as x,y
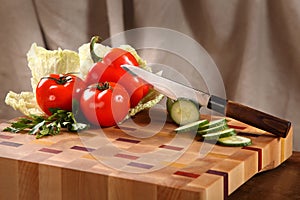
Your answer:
174,119 -> 209,133
217,135 -> 252,147
202,128 -> 236,140
169,98 -> 200,125
197,124 -> 228,135
166,97 -> 175,114
198,118 -> 227,131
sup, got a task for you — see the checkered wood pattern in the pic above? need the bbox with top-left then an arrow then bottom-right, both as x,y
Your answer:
0,110 -> 293,200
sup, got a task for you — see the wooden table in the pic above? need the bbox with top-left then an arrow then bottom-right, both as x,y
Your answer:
229,151 -> 300,200
0,110 -> 294,200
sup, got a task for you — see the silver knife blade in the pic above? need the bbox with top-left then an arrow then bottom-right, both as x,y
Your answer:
122,64 -> 211,108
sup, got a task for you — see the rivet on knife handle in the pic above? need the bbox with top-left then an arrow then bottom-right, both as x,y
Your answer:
208,95 -> 291,138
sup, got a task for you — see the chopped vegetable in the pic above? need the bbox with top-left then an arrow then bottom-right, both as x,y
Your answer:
197,123 -> 229,135
173,116 -> 252,147
174,119 -> 209,133
197,118 -> 227,131
202,128 -> 236,140
217,135 -> 252,147
169,98 -> 200,125
166,97 -> 175,114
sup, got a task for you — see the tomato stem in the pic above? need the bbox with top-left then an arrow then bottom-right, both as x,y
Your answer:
90,36 -> 103,63
96,82 -> 111,91
86,82 -> 111,91
66,72 -> 80,75
41,76 -> 72,85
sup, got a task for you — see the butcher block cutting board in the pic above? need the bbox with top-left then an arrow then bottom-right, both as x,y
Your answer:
0,109 -> 293,200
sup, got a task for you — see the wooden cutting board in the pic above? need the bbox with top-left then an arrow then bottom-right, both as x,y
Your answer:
0,109 -> 293,200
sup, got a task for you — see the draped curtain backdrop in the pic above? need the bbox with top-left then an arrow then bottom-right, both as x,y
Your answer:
1,0 -> 299,150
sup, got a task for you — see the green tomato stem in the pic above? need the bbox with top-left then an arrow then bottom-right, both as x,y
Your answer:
90,36 -> 103,63
41,76 -> 72,85
87,82 -> 111,91
96,82 -> 111,91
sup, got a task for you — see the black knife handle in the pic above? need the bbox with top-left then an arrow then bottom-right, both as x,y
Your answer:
208,95 -> 291,138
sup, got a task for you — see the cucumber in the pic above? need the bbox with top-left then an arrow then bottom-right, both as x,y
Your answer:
169,98 -> 200,125
217,135 -> 252,147
198,118 -> 227,131
197,124 -> 228,135
174,119 -> 209,133
202,128 -> 236,140
166,97 -> 175,114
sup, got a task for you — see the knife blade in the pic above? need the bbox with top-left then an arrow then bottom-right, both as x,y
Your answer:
122,64 -> 291,138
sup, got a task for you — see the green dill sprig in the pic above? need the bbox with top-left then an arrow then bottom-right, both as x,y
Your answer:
3,109 -> 88,139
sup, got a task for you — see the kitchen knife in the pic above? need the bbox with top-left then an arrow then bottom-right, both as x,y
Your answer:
122,65 -> 291,138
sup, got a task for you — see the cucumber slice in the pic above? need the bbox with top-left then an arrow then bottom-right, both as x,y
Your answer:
174,119 -> 209,133
166,97 -> 175,114
197,124 -> 228,135
202,128 -> 236,140
198,118 -> 227,131
217,135 -> 252,147
178,97 -> 201,110
169,99 -> 200,125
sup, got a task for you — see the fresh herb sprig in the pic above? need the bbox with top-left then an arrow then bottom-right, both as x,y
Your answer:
3,109 -> 88,139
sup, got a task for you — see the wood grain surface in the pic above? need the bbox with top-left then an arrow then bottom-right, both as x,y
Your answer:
0,109 -> 293,200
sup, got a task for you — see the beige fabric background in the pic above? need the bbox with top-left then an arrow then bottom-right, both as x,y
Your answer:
0,0 -> 299,150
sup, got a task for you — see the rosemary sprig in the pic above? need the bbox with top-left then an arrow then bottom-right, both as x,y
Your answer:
3,109 -> 88,139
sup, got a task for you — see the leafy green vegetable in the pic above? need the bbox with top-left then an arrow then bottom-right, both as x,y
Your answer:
3,109 -> 88,139
125,89 -> 164,119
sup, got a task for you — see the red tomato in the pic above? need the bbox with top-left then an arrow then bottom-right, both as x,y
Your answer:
117,72 -> 147,107
85,48 -> 150,107
80,82 -> 130,127
36,74 -> 86,116
102,48 -> 139,67
85,62 -> 122,86
85,63 -> 149,107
